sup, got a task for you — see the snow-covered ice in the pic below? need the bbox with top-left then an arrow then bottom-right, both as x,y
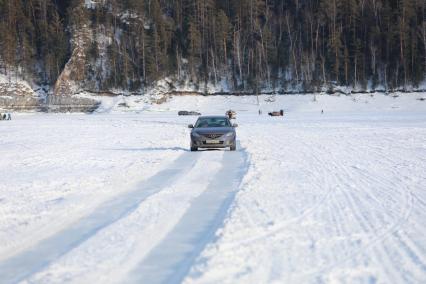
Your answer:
0,93 -> 425,283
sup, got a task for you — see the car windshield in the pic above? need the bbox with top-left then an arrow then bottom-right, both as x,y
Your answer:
195,117 -> 231,128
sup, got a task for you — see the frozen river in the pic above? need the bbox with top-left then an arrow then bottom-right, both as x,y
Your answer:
0,94 -> 425,283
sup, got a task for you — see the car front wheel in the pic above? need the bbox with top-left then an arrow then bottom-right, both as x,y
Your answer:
230,144 -> 236,151
190,146 -> 198,151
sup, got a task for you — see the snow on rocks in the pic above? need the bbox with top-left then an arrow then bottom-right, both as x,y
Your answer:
0,74 -> 42,112
0,74 -> 37,98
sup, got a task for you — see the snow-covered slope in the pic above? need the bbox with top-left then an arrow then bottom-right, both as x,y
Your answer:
0,94 -> 425,283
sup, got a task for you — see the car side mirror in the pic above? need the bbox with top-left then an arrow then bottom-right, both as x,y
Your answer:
188,124 -> 194,128
233,123 -> 238,128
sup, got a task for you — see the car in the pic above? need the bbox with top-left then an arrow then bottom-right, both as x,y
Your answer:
268,110 -> 284,116
178,110 -> 201,116
188,116 -> 238,151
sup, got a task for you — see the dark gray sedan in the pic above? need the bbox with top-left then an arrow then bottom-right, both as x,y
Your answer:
188,116 -> 237,151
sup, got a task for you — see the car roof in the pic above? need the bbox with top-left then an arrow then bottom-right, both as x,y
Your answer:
197,115 -> 229,119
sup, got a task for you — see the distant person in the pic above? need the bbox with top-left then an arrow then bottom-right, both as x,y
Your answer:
321,109 -> 324,114
2,114 -> 6,120
7,113 -> 11,120
0,113 -> 2,120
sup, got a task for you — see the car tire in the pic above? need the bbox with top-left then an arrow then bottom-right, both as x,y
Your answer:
230,144 -> 236,151
190,146 -> 198,152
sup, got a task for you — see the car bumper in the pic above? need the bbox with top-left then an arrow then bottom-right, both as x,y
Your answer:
191,136 -> 236,148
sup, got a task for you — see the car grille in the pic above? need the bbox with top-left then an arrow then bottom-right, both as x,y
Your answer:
203,133 -> 223,139
203,141 -> 224,145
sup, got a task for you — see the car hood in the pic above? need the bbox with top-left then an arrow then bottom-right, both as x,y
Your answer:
192,127 -> 234,134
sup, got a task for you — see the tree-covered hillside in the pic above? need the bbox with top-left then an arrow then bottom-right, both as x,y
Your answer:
1,0 -> 425,93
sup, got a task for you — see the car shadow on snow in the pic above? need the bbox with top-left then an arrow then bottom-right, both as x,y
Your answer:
106,147 -> 190,152
105,147 -> 229,152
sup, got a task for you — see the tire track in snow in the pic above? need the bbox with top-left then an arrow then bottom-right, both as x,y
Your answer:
0,152 -> 199,284
216,136 -> 336,251
236,133 -> 417,283
351,161 -> 426,279
180,131 -> 342,283
300,140 -> 416,281
209,131 -> 417,282
125,143 -> 249,284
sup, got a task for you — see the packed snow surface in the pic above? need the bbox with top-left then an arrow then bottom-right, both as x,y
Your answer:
0,93 -> 425,284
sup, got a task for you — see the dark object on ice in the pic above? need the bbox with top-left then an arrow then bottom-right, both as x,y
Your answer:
417,98 -> 425,101
226,109 -> 236,119
118,102 -> 129,108
188,116 -> 237,151
321,109 -> 324,114
0,113 -> 12,120
178,111 -> 201,116
268,110 -> 284,116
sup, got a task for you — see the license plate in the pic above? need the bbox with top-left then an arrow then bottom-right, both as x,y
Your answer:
206,140 -> 220,144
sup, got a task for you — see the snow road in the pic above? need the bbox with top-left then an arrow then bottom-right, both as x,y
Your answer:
0,150 -> 199,283
0,93 -> 426,283
127,144 -> 247,284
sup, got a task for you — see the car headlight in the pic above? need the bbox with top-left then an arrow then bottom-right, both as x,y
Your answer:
225,132 -> 234,137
